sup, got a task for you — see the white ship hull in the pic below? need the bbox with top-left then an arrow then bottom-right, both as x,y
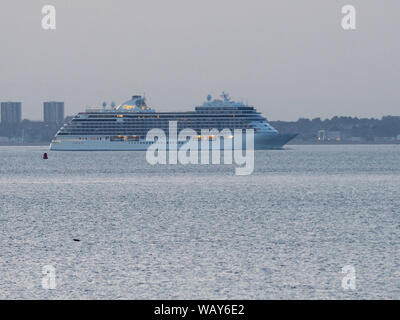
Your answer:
50,133 -> 296,151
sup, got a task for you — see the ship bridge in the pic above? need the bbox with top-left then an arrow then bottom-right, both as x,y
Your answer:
196,92 -> 255,111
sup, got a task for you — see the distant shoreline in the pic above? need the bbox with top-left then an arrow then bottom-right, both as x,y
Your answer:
1,142 -> 400,147
0,143 -> 50,147
288,141 -> 400,145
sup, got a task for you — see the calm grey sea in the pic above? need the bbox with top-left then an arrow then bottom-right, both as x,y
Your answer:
1,145 -> 400,299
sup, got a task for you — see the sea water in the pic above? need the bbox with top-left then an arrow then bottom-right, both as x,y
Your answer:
0,145 -> 399,299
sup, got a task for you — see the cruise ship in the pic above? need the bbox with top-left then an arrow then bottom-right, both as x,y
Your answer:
50,93 -> 297,151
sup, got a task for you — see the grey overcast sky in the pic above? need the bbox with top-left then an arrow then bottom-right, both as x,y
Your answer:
0,0 -> 399,120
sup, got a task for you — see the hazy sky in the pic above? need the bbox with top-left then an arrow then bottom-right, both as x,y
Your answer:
0,0 -> 399,120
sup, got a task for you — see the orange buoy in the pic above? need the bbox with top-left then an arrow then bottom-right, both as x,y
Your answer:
43,152 -> 48,159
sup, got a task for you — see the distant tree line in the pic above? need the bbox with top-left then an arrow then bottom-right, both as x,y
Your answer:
1,116 -> 400,144
270,116 -> 400,141
0,120 -> 61,143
